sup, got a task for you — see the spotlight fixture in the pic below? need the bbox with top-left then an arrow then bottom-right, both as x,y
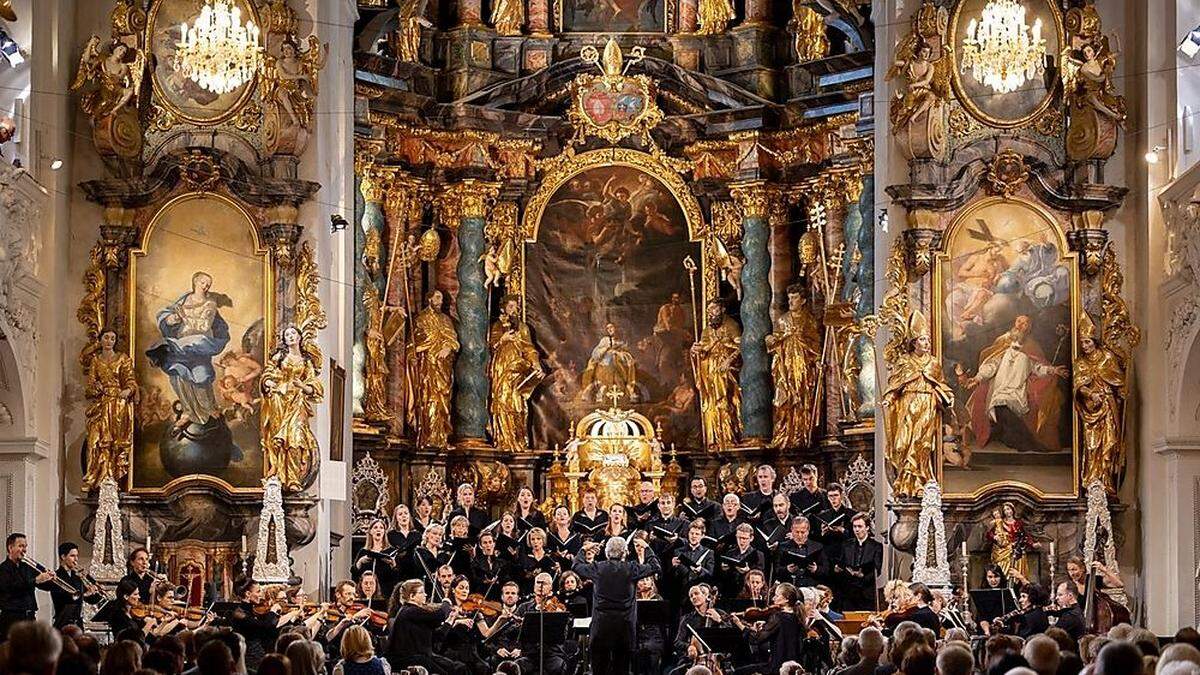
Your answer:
330,214 -> 349,233
1146,145 -> 1165,164
1180,27 -> 1200,58
50,159 -> 63,170
0,27 -> 23,67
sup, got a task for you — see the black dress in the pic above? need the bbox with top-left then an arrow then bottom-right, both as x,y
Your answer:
745,610 -> 805,674
386,602 -> 468,675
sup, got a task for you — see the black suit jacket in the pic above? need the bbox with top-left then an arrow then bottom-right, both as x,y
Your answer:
1053,605 -> 1086,640
571,550 -> 660,615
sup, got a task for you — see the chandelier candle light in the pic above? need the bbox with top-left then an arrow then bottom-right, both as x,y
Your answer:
174,0 -> 263,95
960,0 -> 1046,94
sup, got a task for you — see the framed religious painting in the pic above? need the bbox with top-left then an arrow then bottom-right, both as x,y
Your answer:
559,0 -> 670,33
933,197 -> 1080,500
948,0 -> 1064,128
127,192 -> 273,494
146,0 -> 261,125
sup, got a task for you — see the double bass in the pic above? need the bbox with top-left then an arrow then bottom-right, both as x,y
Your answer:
1082,566 -> 1130,633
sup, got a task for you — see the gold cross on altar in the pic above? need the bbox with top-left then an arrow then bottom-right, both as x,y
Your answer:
605,387 -> 625,409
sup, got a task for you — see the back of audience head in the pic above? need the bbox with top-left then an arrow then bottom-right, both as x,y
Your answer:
988,652 -> 1030,675
1024,634 -> 1062,675
102,641 -> 144,675
858,626 -> 885,659
901,644 -> 936,675
54,652 -> 98,675
285,639 -> 325,675
1044,627 -> 1077,655
1095,640 -> 1144,675
935,643 -> 974,675
256,653 -> 290,675
1057,651 -> 1084,675
1159,643 -> 1200,674
197,640 -> 234,675
1175,628 -> 1200,653
6,621 -> 62,675
141,648 -> 182,675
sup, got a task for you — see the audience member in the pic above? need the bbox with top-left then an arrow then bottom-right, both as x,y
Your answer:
101,640 -> 143,675
332,626 -> 389,675
935,643 -> 973,675
255,654 -> 289,675
1024,635 -> 1062,675
196,640 -> 234,675
285,639 -> 326,675
6,620 -> 62,675
1094,641 -> 1146,675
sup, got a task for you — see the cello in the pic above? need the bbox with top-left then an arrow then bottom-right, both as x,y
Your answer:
1082,563 -> 1130,633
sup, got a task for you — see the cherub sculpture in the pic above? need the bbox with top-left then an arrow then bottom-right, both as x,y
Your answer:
264,36 -> 328,129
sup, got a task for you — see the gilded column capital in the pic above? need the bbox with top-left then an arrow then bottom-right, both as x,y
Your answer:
729,181 -> 775,219
360,169 -> 388,204
437,180 -> 500,226
813,170 -> 864,211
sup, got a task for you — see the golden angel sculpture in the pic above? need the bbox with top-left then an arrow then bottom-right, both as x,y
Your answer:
263,36 -> 327,129
490,0 -> 524,36
691,301 -> 742,449
408,290 -> 459,448
82,329 -> 138,491
767,285 -> 821,448
791,2 -> 829,62
488,295 -> 544,452
1062,30 -> 1126,160
1075,311 -> 1128,494
70,36 -> 146,117
881,309 -> 953,498
696,0 -> 735,35
261,244 -> 327,491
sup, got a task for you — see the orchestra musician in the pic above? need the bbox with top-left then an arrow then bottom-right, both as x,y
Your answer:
740,464 -> 778,523
1065,556 -> 1124,606
431,565 -> 456,604
718,524 -> 764,598
558,570 -> 589,616
49,542 -> 104,629
776,516 -> 827,588
815,482 -> 855,547
904,582 -> 942,633
101,578 -> 148,638
681,477 -> 718,523
739,569 -> 769,604
519,528 -> 559,592
353,518 -> 398,597
631,481 -> 659,530
572,536 -> 661,675
730,581 -> 805,674
386,578 -> 467,674
992,583 -> 1050,639
224,579 -> 283,669
1051,581 -> 1086,641
447,515 -> 475,576
671,583 -> 728,674
470,531 -> 509,601
447,483 -> 489,542
475,581 -> 524,669
789,464 -> 829,518
121,547 -> 155,604
673,519 -> 715,588
834,513 -> 883,611
571,487 -> 609,543
756,493 -> 794,552
513,572 -> 570,675
441,575 -> 492,674
512,486 -> 548,534
0,533 -> 57,641
635,576 -> 666,675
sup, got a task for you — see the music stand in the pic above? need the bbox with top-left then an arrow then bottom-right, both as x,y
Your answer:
519,611 -> 571,675
636,599 -> 670,626
970,588 -> 1018,623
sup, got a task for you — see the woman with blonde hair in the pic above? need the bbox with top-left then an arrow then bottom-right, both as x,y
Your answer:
286,639 -> 327,675
333,625 -> 391,675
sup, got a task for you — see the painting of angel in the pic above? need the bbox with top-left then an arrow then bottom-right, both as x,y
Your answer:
937,199 -> 1077,497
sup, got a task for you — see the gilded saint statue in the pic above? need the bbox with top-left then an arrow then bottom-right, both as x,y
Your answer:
489,295 -> 544,452
984,502 -> 1036,579
881,309 -> 953,498
691,301 -> 742,449
261,325 -> 324,491
362,283 -> 405,424
1075,312 -> 1127,494
408,290 -> 459,448
791,2 -> 829,62
581,322 -> 638,403
696,0 -> 735,35
767,285 -> 821,448
82,329 -> 138,491
490,0 -> 524,36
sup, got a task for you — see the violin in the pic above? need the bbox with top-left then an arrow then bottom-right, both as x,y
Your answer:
736,605 -> 780,622
540,595 -> 567,612
325,603 -> 389,629
131,603 -> 175,621
462,594 -> 504,619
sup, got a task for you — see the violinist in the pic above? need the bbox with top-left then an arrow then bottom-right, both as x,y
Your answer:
776,516 -> 826,588
413,495 -> 437,535
146,583 -> 187,638
224,578 -> 282,669
512,486 -> 548,535
789,464 -> 830,519
387,504 -> 421,566
492,512 -> 524,562
904,583 -> 942,633
49,542 -> 104,629
730,582 -> 805,674
432,565 -> 456,604
718,524 -> 764,598
681,477 -> 718,523
519,528 -> 559,593
354,518 -> 399,598
708,494 -> 748,549
471,531 -> 509,601
446,515 -> 475,576
672,583 -> 728,673
477,582 -> 524,667
514,572 -> 569,675
100,578 -> 148,638
992,583 -> 1049,639
647,493 -> 689,558
740,464 -> 778,523
440,576 -> 491,674
447,483 -> 489,542
673,519 -> 715,588
275,586 -> 326,634
386,578 -> 467,675
547,506 -> 581,566
411,523 -> 450,597
558,570 -> 589,616
319,580 -> 377,658
814,482 -> 855,547
635,576 -> 666,675
121,547 -> 155,604
631,481 -> 659,531
1050,581 -> 1086,640
739,569 -> 769,604
756,493 -> 794,553
570,487 -> 609,543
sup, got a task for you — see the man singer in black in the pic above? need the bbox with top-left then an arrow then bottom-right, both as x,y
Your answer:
572,535 -> 661,675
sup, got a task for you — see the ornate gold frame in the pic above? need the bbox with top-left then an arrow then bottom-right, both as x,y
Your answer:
145,0 -> 262,127
947,0 -> 1064,130
519,147 -> 708,312
126,191 -> 275,496
932,196 -> 1080,501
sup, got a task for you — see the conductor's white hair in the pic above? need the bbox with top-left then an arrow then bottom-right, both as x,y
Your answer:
605,536 -> 628,560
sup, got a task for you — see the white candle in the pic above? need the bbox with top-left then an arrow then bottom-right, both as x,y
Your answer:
241,535 -> 248,554
961,541 -> 968,557
1050,541 -> 1056,559
146,534 -> 151,552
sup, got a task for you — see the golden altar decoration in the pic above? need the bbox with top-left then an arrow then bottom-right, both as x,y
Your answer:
561,398 -> 666,511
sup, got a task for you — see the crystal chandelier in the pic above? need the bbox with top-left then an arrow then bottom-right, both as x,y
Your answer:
174,0 -> 263,95
959,0 -> 1046,94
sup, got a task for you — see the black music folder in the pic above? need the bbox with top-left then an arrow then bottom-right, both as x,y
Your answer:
518,611 -> 571,645
970,587 -> 1018,622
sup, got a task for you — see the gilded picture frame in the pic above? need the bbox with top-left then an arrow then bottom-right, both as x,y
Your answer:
947,0 -> 1064,129
127,191 -> 274,495
933,196 -> 1080,501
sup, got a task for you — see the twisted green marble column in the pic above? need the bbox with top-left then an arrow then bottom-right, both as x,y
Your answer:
731,183 -> 772,440
449,181 -> 499,439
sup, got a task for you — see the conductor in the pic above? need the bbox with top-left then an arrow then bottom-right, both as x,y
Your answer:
572,535 -> 661,675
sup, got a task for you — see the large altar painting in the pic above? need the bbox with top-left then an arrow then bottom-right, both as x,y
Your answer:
526,165 -> 700,450
935,198 -> 1078,498
129,194 -> 270,492
561,0 -> 666,33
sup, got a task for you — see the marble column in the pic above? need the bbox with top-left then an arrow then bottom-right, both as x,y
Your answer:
458,0 -> 483,26
678,0 -> 697,32
528,0 -> 549,33
446,181 -> 499,440
730,183 -> 773,441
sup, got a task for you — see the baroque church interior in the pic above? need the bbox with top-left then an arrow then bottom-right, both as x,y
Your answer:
1,0 -> 1200,672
